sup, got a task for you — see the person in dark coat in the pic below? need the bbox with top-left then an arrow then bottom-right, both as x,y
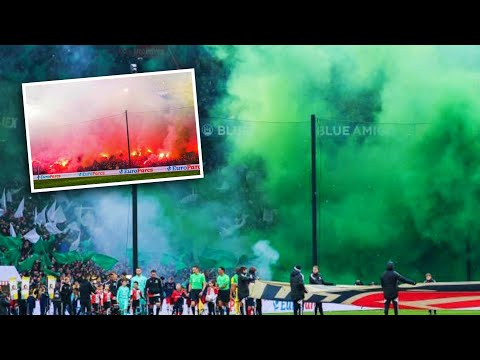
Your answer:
237,266 -> 254,315
60,279 -> 73,315
79,276 -> 95,315
380,261 -> 416,315
52,283 -> 62,315
17,287 -> 27,316
424,273 -> 437,315
0,291 -> 10,315
249,267 -> 262,315
290,265 -> 307,315
38,286 -> 50,315
106,272 -> 119,314
309,265 -> 334,315
27,290 -> 36,315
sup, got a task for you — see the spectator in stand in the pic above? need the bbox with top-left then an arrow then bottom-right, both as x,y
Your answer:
18,287 -> 27,316
60,277 -> 72,315
27,290 -> 36,315
9,297 -> 18,315
52,283 -> 62,315
79,275 -> 95,315
20,240 -> 32,261
71,288 -> 80,315
0,289 -> 9,315
38,285 -> 50,315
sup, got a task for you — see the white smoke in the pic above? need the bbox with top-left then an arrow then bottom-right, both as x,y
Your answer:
252,240 -> 280,280
74,188 -> 131,264
136,195 -> 173,270
61,187 -> 172,271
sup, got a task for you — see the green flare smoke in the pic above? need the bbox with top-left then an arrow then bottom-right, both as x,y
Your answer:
3,46 -> 480,283
209,45 -> 480,282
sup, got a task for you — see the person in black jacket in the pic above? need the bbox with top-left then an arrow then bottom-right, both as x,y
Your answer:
79,276 -> 95,315
17,287 -> 27,316
380,261 -> 416,315
106,273 -> 119,315
290,265 -> 307,315
52,283 -> 62,315
249,267 -> 262,315
145,270 -> 164,315
39,286 -> 50,315
237,266 -> 254,315
0,290 -> 9,315
309,265 -> 334,315
60,278 -> 73,315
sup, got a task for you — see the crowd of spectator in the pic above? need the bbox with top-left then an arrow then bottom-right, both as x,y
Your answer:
36,151 -> 200,175
0,185 -> 119,285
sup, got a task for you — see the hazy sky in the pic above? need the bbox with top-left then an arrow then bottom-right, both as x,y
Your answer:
24,70 -> 195,132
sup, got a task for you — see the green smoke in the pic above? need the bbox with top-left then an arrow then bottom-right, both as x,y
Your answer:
4,45 -> 480,284
211,45 -> 480,283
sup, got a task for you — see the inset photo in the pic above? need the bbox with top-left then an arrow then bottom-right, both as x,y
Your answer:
22,69 -> 203,193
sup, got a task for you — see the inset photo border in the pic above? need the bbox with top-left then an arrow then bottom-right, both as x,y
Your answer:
22,69 -> 204,193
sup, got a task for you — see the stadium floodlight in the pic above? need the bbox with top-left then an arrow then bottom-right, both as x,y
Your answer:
130,64 -> 138,73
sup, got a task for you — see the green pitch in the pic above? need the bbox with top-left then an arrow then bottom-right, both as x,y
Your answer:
269,310 -> 480,315
33,170 -> 201,189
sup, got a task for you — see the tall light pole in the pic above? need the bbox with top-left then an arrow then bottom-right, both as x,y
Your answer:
311,114 -> 318,266
125,110 -> 131,168
126,64 -> 139,274
124,107 -> 137,272
32,160 -> 41,180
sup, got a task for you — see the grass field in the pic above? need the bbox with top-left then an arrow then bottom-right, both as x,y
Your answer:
33,170 -> 201,189
269,310 -> 480,315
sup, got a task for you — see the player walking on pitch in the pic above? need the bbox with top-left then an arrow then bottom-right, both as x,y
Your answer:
145,270 -> 163,315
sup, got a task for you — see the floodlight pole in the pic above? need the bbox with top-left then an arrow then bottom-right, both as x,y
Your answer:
132,184 -> 138,272
125,110 -> 131,168
125,108 -> 138,273
311,114 -> 318,266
